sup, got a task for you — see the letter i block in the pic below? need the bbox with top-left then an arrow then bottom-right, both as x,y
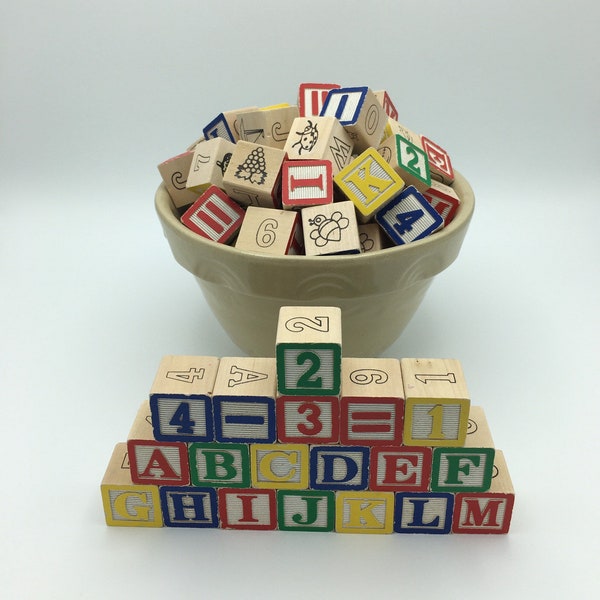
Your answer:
320,87 -> 387,153
377,133 -> 431,192
277,490 -> 335,532
218,488 -> 277,530
222,141 -> 287,209
276,306 -> 342,396
149,355 -> 219,443
369,447 -> 432,492
375,185 -> 443,246
250,444 -> 309,490
452,450 -> 515,534
281,159 -> 334,210
340,358 -> 404,446
401,358 -> 471,447
212,357 -> 277,443
422,180 -> 460,227
234,206 -> 300,255
160,486 -> 219,528
157,150 -> 200,209
334,148 -> 405,223
420,135 -> 454,185
276,396 -> 340,444
181,185 -> 245,244
189,442 -> 250,488
186,137 -> 237,193
336,491 -> 395,534
395,492 -> 455,534
298,82 -> 341,117
127,402 -> 190,485
431,447 -> 496,493
101,443 -> 163,527
310,446 -> 370,490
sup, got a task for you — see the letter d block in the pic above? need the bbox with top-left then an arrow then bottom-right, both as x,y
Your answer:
400,358 -> 470,447
277,490 -> 335,532
100,443 -> 162,527
336,491 -> 395,534
276,306 -> 342,396
310,446 -> 369,491
218,488 -> 277,530
189,443 -> 250,488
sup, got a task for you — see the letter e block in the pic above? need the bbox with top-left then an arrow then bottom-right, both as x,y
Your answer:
401,358 -> 471,447
336,491 -> 395,534
218,488 -> 277,530
235,206 -> 300,255
276,306 -> 342,396
277,490 -> 335,532
189,442 -> 250,488
395,492 -> 454,534
369,447 -> 432,492
281,159 -> 334,210
160,486 -> 219,528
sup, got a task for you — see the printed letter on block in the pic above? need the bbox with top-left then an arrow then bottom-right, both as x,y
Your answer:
276,306 -> 342,396
431,447 -> 496,493
277,490 -> 335,532
298,82 -> 341,117
394,492 -> 454,534
218,488 -> 277,530
189,442 -> 250,488
250,444 -> 309,490
160,486 -> 219,528
310,446 -> 369,491
420,135 -> 454,185
336,491 -> 395,534
369,447 -> 432,492
281,159 -> 333,210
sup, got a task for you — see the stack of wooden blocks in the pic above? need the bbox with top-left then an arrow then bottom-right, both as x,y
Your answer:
101,306 -> 514,534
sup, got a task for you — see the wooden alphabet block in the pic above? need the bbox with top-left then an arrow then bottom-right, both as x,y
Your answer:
160,486 -> 219,528
400,358 -> 471,447
465,406 -> 495,449
374,90 -> 399,121
202,106 -> 258,143
180,185 -> 245,244
234,206 -> 300,255
186,138 -> 236,193
276,396 -> 340,444
452,450 -> 515,534
381,119 -> 421,147
334,147 -> 405,223
301,200 -> 361,256
298,82 -> 341,117
238,105 -> 299,149
320,86 -> 387,152
250,444 -> 309,489
375,185 -> 443,246
336,491 -> 395,534
423,179 -> 460,227
431,447 -> 496,493
189,442 -> 250,488
420,135 -> 454,184
276,306 -> 342,396
283,116 -> 354,174
212,357 -> 277,443
340,357 -> 404,446
277,490 -> 335,532
394,492 -> 454,534
157,151 -> 200,209
221,141 -> 286,209
100,443 -> 163,527
218,488 -> 277,530
369,446 -> 432,492
310,446 -> 369,490
149,355 -> 219,443
281,159 -> 334,210
127,402 -> 190,486
358,223 -> 385,253
377,133 -> 431,192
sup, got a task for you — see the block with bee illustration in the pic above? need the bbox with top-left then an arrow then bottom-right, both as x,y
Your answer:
238,104 -> 299,149
222,141 -> 286,209
186,138 -> 237,194
283,116 -> 354,175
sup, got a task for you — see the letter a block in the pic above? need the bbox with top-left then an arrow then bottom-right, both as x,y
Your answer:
277,490 -> 335,532
276,306 -> 342,396
218,488 -> 277,530
334,148 -> 405,223
101,443 -> 163,527
189,442 -> 250,488
160,486 -> 219,528
336,491 -> 395,534
401,358 -> 471,447
281,159 -> 334,210
149,355 -> 220,443
250,444 -> 309,489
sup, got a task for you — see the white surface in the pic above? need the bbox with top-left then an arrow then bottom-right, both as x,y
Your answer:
1,1 -> 599,598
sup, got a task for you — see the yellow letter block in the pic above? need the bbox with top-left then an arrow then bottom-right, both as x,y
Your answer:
250,444 -> 309,489
336,491 -> 395,534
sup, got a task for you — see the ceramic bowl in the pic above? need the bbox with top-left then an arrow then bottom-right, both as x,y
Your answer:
155,172 -> 474,356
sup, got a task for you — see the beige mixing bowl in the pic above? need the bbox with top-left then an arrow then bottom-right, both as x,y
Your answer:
155,172 -> 474,356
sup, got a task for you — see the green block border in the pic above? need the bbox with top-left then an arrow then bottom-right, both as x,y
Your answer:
277,490 -> 335,532
431,447 -> 496,493
394,134 -> 431,186
189,442 -> 250,488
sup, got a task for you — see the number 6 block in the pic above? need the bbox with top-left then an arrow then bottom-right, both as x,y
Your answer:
276,306 -> 342,396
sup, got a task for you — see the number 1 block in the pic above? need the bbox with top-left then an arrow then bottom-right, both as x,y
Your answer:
276,306 -> 342,396
400,358 -> 470,447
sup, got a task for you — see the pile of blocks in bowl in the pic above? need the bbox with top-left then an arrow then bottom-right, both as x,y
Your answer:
157,83 -> 460,256
101,307 -> 514,534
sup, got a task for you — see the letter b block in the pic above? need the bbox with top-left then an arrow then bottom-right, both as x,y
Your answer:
276,306 -> 342,396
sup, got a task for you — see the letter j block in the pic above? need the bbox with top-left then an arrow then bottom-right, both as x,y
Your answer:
276,306 -> 342,396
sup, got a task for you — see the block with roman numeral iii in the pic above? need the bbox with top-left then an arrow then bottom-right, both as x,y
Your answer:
149,355 -> 220,442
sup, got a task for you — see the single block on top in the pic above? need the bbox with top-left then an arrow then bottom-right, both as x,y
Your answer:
149,355 -> 220,442
334,147 -> 405,223
401,358 -> 471,447
181,185 -> 245,244
234,206 -> 301,255
281,159 -> 334,210
276,306 -> 342,396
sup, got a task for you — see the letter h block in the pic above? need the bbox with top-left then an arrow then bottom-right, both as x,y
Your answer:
276,306 -> 342,397
149,355 -> 220,443
400,358 -> 471,447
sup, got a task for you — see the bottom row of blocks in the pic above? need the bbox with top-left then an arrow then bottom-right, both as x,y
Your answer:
102,443 -> 514,534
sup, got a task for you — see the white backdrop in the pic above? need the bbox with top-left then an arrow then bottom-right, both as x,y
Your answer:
1,1 -> 599,598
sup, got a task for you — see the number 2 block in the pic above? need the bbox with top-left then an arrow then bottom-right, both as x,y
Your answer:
276,306 -> 342,396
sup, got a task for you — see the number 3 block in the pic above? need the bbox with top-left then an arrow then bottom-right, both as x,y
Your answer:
276,306 -> 342,396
